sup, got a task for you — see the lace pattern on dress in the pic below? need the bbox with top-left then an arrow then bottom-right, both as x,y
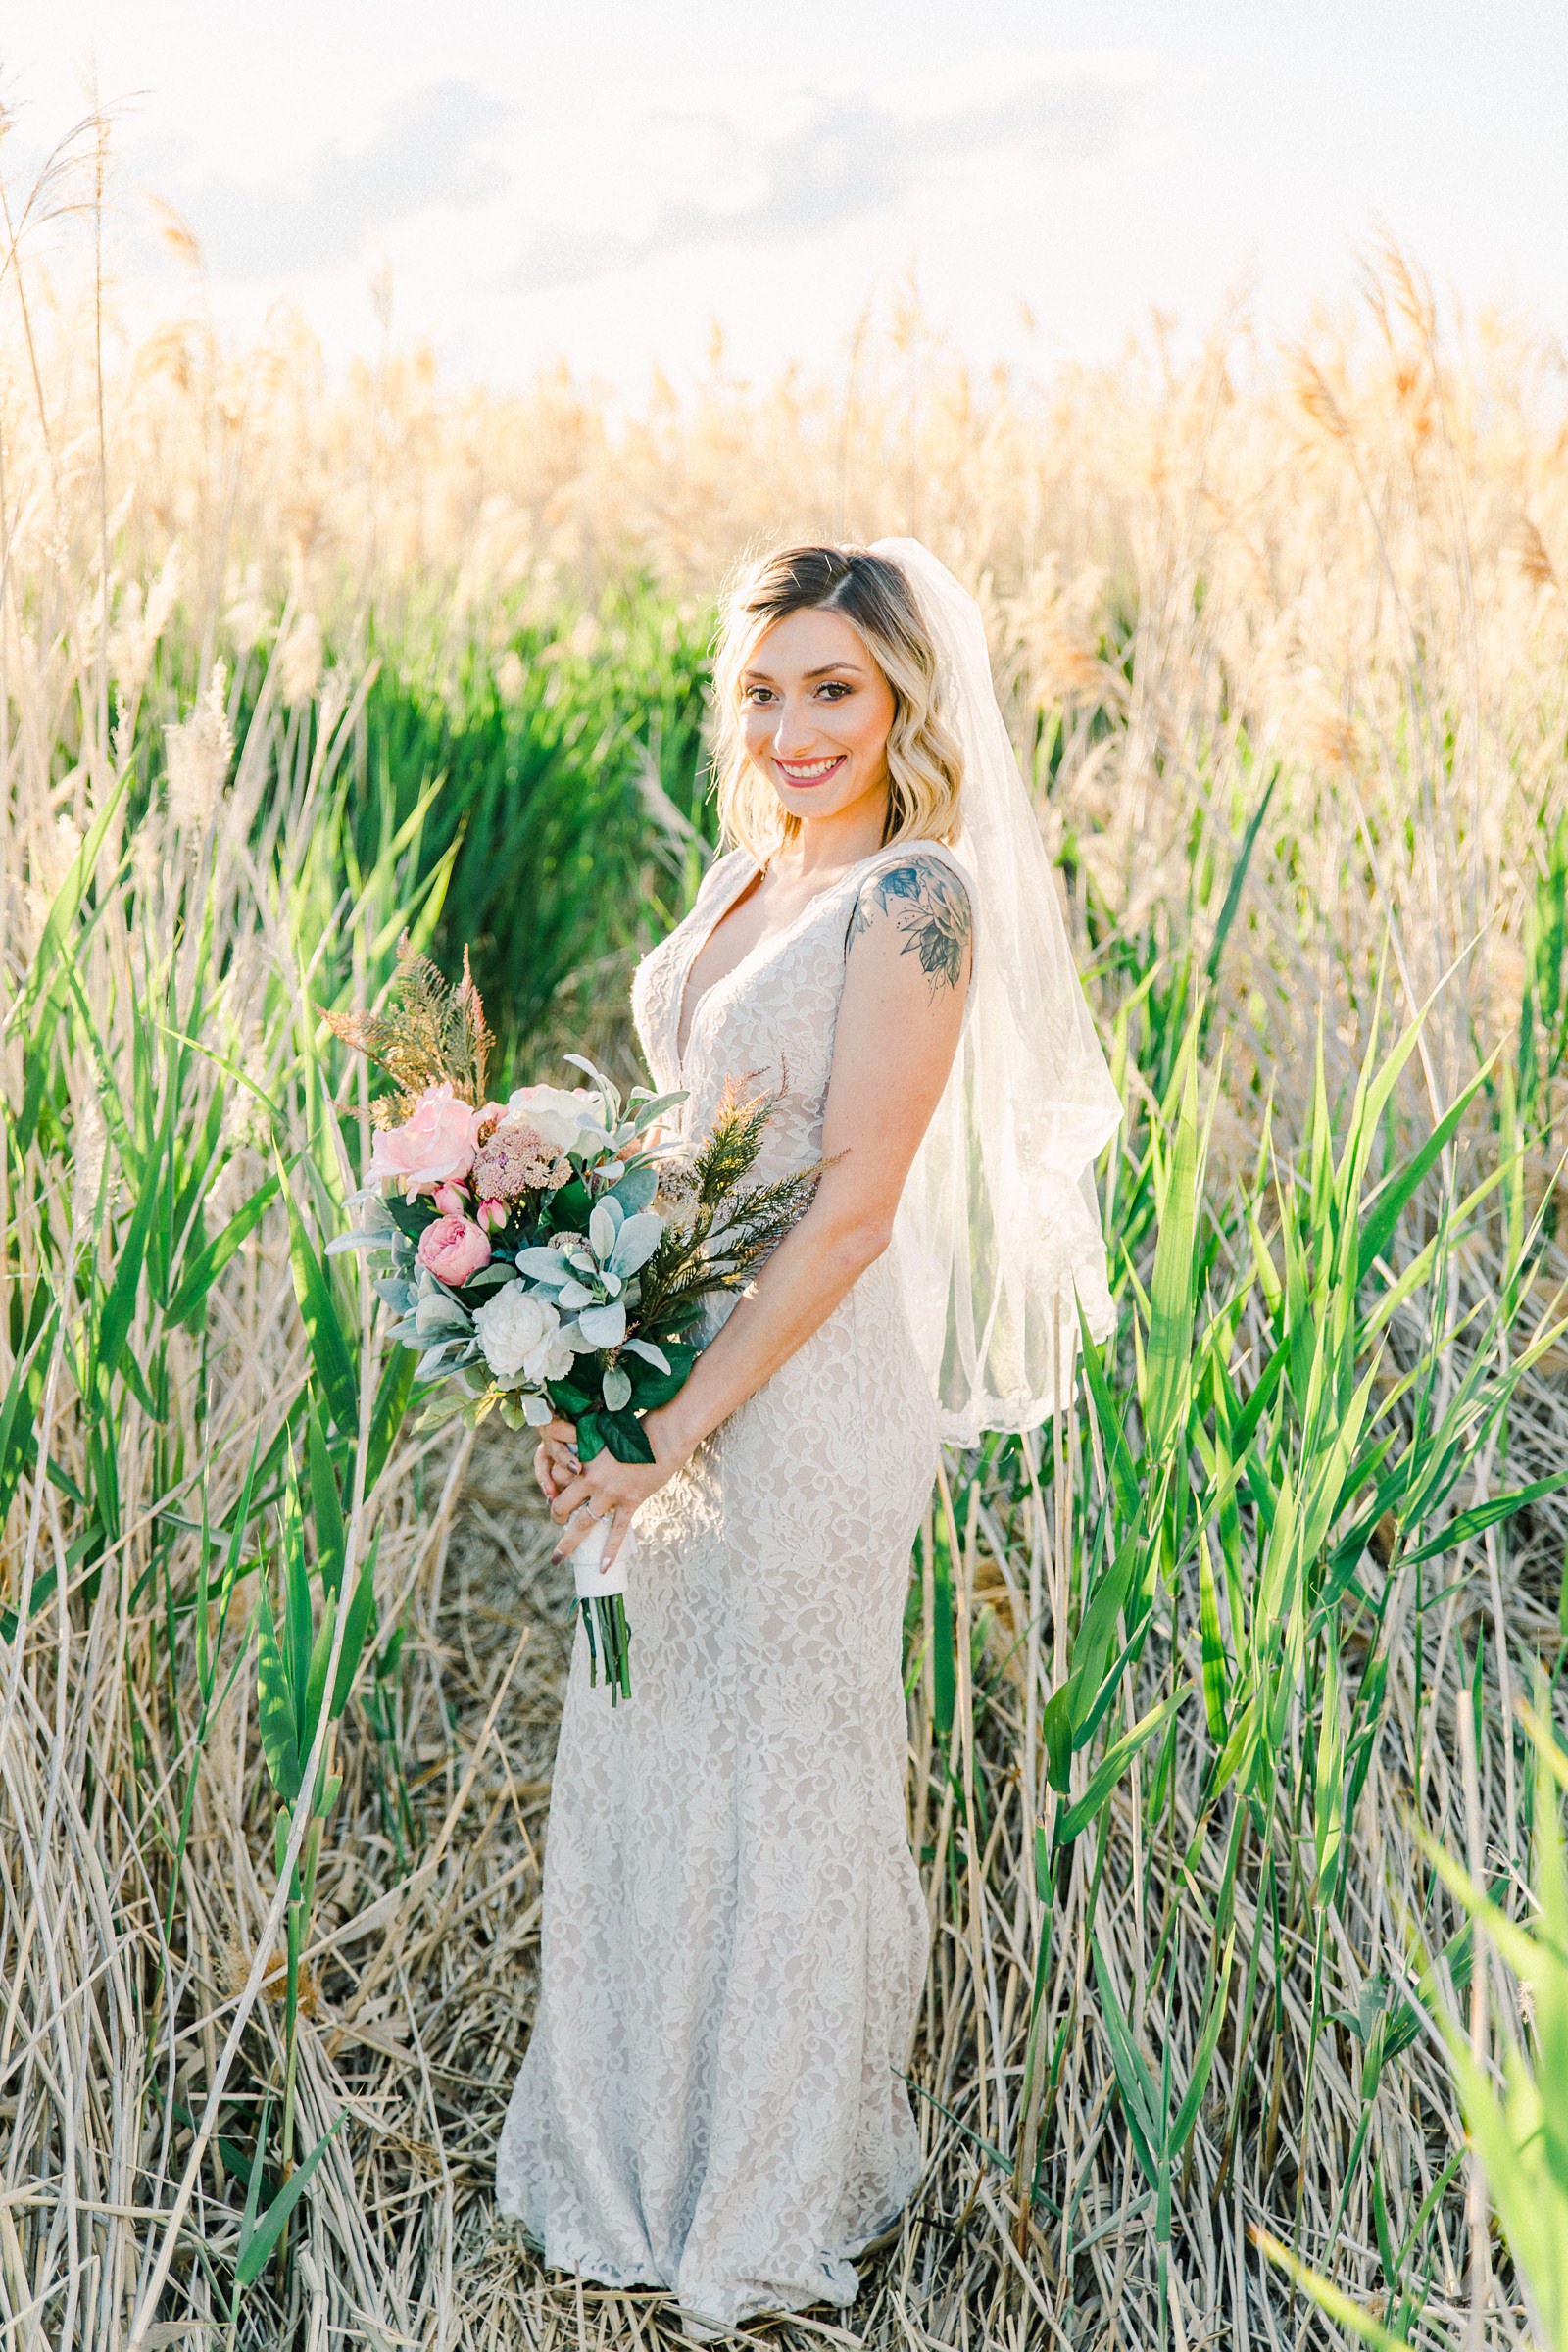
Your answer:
495,845 -> 955,2327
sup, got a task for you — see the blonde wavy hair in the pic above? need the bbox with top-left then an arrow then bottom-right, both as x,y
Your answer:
710,542 -> 965,860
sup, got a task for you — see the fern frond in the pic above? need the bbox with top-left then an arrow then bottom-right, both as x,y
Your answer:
320,933 -> 492,1107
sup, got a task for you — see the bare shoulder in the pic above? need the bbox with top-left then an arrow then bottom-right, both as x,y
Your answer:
848,850 -> 973,998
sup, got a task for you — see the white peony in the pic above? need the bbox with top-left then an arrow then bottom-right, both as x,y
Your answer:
505,1083 -> 611,1157
472,1282 -> 575,1387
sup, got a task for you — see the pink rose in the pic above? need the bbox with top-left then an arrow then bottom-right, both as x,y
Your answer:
477,1198 -> 508,1232
432,1181 -> 468,1215
416,1214 -> 492,1286
367,1082 -> 479,1194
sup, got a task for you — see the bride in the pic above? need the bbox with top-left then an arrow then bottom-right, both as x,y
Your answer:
494,537 -> 1121,2336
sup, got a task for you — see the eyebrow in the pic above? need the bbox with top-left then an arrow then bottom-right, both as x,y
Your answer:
742,661 -> 867,682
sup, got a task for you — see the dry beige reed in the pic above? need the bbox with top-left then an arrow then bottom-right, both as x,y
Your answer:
4,124 -> 1568,2351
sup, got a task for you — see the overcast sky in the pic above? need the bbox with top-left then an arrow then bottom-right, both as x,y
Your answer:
5,1 -> 1565,395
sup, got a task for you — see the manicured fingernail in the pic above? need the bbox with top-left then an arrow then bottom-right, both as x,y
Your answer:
550,1549 -> 564,1567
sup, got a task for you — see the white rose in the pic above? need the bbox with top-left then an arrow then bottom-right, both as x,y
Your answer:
505,1083 -> 611,1157
528,1322 -> 578,1383
473,1282 -> 564,1385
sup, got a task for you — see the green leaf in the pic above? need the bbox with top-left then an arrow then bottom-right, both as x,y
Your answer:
573,1410 -> 608,1462
1076,1310 -> 1140,1524
1042,1686 -> 1072,1795
653,1297 -> 707,1335
930,1505 -> 957,1748
95,1153 -> 163,1384
279,1153 -> 359,1436
1204,770 -> 1277,990
302,1607 -> 338,1766
1090,1937 -> 1161,2187
1399,1472 -> 1568,1567
1169,1930 -> 1235,2150
13,767 -> 132,1024
366,1344 -> 416,1491
622,1339 -> 698,1410
1359,1064 -> 1487,1275
1142,1052 -> 1200,1461
255,1580 -> 303,1805
1227,1338 -> 1286,1460
384,1194 -> 435,1243
306,1403 -> 346,1598
546,1376 -> 597,1418
167,1172 -> 280,1327
1313,1631 -> 1345,1896
602,1407 -> 655,1465
1055,1684 -> 1191,1846
235,2097 -> 272,2264
234,2117 -> 345,2287
329,1534 -> 380,1720
546,1177 -> 592,1230
0,1303 -> 56,1526
1255,2230 -> 1416,2350
1197,1531 -> 1230,1742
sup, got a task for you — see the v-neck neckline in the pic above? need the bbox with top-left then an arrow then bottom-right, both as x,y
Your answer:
673,845 -> 895,1079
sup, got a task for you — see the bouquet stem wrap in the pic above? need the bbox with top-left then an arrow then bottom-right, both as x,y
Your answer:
572,1514 -> 634,1703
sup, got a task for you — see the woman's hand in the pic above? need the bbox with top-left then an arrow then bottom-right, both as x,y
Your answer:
532,1421 -> 580,1503
545,1407 -> 695,1572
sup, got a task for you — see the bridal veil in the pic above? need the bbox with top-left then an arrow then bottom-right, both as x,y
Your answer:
868,536 -> 1122,1443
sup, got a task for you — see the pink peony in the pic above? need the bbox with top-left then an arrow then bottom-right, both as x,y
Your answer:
416,1214 -> 492,1286
476,1198 -> 508,1233
367,1083 -> 479,1194
432,1181 -> 468,1215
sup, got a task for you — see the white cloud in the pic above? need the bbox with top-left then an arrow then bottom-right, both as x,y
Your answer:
8,6 -> 1560,404
149,79 -> 514,276
508,61 -> 1152,293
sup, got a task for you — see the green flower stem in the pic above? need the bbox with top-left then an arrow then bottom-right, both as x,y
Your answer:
578,1594 -> 632,1703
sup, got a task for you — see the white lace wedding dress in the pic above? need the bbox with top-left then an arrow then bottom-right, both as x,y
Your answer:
495,841 -> 966,2329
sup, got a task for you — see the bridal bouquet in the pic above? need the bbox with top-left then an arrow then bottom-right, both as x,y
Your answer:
324,939 -> 817,1700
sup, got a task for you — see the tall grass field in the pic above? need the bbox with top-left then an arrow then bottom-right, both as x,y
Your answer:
5,129 -> 1568,2349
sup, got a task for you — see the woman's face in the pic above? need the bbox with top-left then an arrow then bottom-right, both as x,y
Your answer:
740,608 -> 896,835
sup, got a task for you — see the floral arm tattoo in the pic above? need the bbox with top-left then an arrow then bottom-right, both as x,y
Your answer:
849,856 -> 972,997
